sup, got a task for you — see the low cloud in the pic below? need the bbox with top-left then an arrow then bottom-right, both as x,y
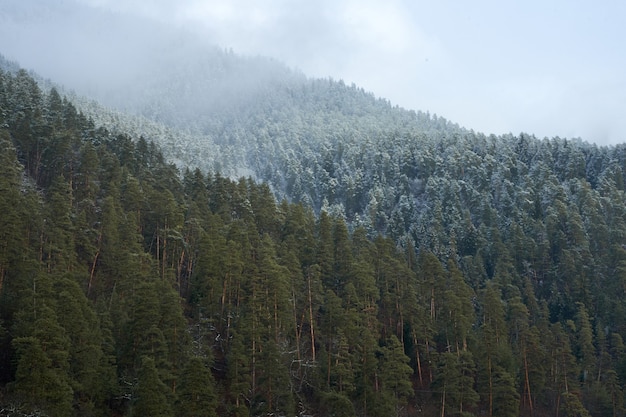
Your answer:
6,0 -> 626,145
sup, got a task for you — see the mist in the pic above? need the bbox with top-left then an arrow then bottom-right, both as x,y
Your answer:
1,0 -> 625,145
2,1 -> 291,134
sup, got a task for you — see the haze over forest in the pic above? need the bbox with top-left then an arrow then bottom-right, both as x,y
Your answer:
1,1 -> 626,417
1,0 -> 625,145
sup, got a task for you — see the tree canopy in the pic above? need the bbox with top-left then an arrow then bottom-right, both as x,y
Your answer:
0,61 -> 625,417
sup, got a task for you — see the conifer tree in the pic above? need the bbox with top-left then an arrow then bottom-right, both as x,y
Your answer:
131,356 -> 173,417
443,259 -> 475,352
574,302 -> 595,385
155,278 -> 191,391
122,279 -> 181,388
43,176 -> 78,275
11,336 -> 73,416
54,277 -> 107,413
11,303 -> 73,416
0,130 -> 26,297
226,327 -> 252,416
316,211 -> 334,289
546,323 -> 581,415
476,281 -> 515,417
491,365 -> 520,417
377,335 -> 415,412
176,356 -> 218,417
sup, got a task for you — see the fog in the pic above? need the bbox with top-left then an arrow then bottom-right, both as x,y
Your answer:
1,0 -> 625,144
0,1 -> 188,102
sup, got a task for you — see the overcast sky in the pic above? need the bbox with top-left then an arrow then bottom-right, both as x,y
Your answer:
7,0 -> 626,145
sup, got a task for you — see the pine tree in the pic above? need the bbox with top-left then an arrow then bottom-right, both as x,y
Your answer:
476,281 -> 515,417
176,356 -> 218,417
123,280 -> 176,386
155,278 -> 191,392
42,176 -> 79,275
491,365 -> 520,417
226,327 -> 252,416
11,304 -> 74,417
574,302 -> 595,384
546,323 -> 581,415
54,277 -> 107,413
0,130 -> 26,297
377,335 -> 414,413
131,356 -> 174,417
443,259 -> 475,352
11,336 -> 73,416
432,350 -> 479,416
247,235 -> 294,415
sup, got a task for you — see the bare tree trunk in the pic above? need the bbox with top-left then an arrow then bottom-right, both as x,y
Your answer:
161,225 -> 167,280
524,349 -> 533,414
88,250 -> 99,296
413,331 -> 423,386
251,310 -> 257,398
441,383 -> 446,417
176,247 -> 185,293
88,231 -> 102,296
292,286 -> 302,377
488,356 -> 493,417
307,272 -> 316,362
431,287 -> 436,319
426,338 -> 433,383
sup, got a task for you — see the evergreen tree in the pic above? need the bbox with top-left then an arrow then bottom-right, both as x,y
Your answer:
491,365 -> 520,417
574,302 -> 595,385
0,130 -> 26,298
226,327 -> 252,416
131,356 -> 173,417
11,336 -> 72,416
377,335 -> 415,413
176,356 -> 218,417
443,259 -> 475,352
432,350 -> 479,416
476,281 -> 515,417
11,303 -> 74,416
54,277 -> 108,414
42,176 -> 78,275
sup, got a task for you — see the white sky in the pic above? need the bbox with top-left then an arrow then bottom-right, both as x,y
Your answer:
11,0 -> 626,144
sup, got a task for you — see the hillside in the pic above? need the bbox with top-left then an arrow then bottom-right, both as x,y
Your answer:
0,0 -> 462,207
2,2 -> 626,416
2,52 -> 626,417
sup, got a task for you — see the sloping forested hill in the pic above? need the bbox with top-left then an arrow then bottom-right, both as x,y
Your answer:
1,64 -> 626,417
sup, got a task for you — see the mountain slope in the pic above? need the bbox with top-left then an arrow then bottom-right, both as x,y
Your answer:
2,62 -> 626,417
0,0 -> 463,214
3,3 -> 626,415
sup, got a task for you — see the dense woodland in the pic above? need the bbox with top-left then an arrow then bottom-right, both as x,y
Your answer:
1,59 -> 626,417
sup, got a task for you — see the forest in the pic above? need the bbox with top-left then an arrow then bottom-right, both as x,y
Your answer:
1,62 -> 626,417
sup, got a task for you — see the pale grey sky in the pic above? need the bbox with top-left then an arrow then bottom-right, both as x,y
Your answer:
5,0 -> 626,144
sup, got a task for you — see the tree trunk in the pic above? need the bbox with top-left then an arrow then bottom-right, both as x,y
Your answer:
523,348 -> 533,414
307,272 -> 316,362
488,356 -> 493,417
292,286 -> 301,357
441,382 -> 446,417
413,331 -> 423,386
87,231 -> 102,296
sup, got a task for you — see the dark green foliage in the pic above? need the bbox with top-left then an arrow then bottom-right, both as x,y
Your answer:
131,356 -> 173,417
11,336 -> 73,416
176,356 -> 218,417
432,351 -> 479,416
318,391 -> 356,417
377,334 -> 415,413
2,62 -> 626,417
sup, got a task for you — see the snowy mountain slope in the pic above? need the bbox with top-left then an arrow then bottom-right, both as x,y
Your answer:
0,0 -> 462,210
4,0 -> 622,253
